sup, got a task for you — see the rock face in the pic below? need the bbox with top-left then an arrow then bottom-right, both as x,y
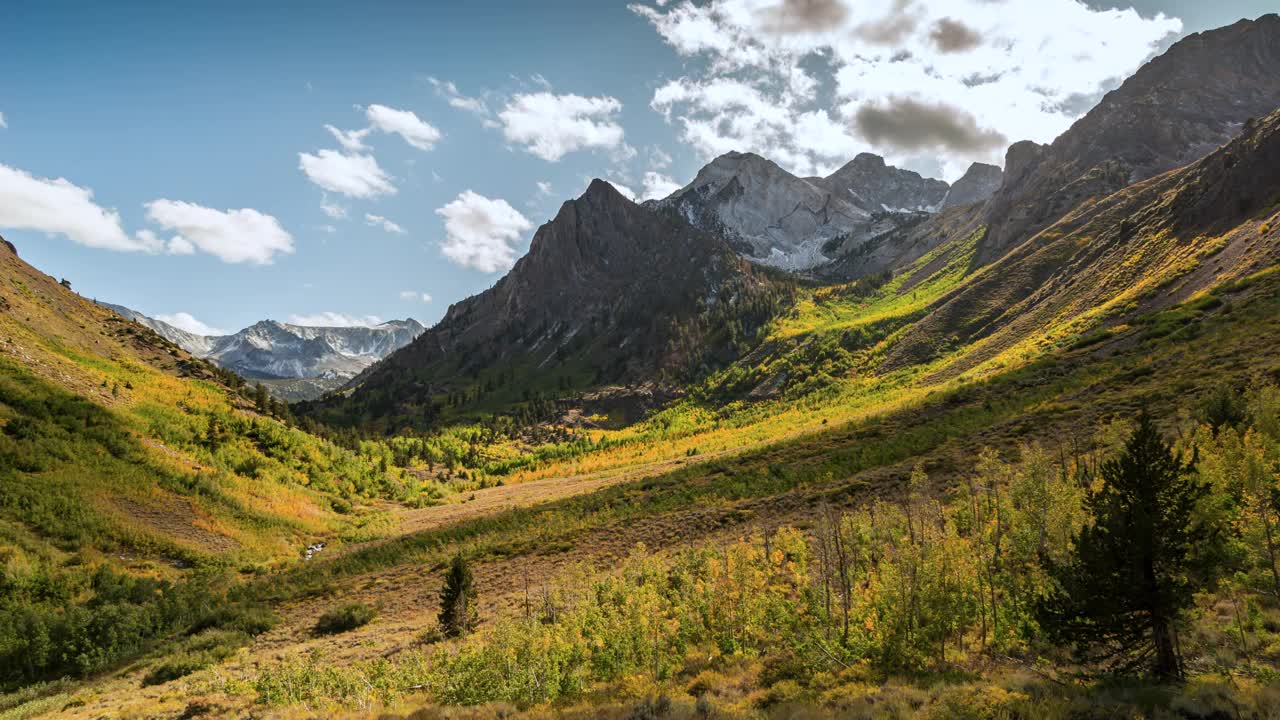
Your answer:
657,151 -> 954,271
99,302 -> 423,382
303,180 -> 789,428
206,320 -> 424,380
981,13 -> 1280,257
817,153 -> 950,213
942,163 -> 1004,209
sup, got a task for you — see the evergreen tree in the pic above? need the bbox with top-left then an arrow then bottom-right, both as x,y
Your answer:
1041,412 -> 1222,681
254,383 -> 270,413
438,553 -> 477,637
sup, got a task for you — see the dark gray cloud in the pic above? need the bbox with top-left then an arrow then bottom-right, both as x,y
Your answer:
757,0 -> 848,34
929,17 -> 983,53
853,0 -> 918,45
853,97 -> 1008,153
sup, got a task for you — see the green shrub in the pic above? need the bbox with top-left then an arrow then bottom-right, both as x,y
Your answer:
314,603 -> 376,635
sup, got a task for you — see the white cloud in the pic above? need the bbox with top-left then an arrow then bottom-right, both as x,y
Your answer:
298,150 -> 396,198
365,104 -> 442,151
155,312 -> 227,336
498,92 -> 627,161
165,234 -> 196,255
428,77 -> 495,124
436,191 -> 533,273
535,180 -> 554,196
287,312 -> 384,327
320,197 -> 348,219
317,224 -> 338,234
144,199 -> 294,264
631,0 -> 1181,179
641,171 -> 682,200
325,124 -> 371,153
0,163 -> 158,252
399,290 -> 432,303
0,112 -> 6,129
365,213 -> 406,234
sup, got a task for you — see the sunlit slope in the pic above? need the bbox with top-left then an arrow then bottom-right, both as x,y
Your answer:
0,238 -> 389,573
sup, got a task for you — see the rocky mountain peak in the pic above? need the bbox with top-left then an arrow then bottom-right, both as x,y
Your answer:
981,13 -> 1280,256
942,162 -> 1004,209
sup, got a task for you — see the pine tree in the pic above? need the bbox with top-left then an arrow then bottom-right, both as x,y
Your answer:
438,553 -> 477,637
1041,412 -> 1222,681
254,383 -> 270,413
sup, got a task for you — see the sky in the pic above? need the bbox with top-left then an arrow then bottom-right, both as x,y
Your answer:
0,0 -> 1273,335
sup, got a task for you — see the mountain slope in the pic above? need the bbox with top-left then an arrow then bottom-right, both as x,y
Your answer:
979,13 -> 1280,259
883,106 -> 1280,376
302,180 -> 794,430
0,237 -> 391,571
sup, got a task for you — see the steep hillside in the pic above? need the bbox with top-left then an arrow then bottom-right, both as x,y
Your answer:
0,237 -> 394,572
303,180 -> 795,430
980,13 -> 1280,258
883,106 -> 1280,376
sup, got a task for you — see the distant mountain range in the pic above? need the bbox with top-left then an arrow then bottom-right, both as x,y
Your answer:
651,150 -> 1000,271
98,303 -> 423,399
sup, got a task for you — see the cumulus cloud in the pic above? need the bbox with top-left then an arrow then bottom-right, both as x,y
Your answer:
165,234 -> 196,255
365,213 -> 406,234
436,191 -> 533,273
155,312 -> 227,336
642,171 -> 683,201
287,312 -> 384,327
929,17 -> 983,53
325,124 -> 370,152
399,290 -> 432,303
320,197 -> 348,219
0,163 -> 159,252
756,0 -> 848,34
499,92 -> 626,161
631,0 -> 1180,178
144,199 -> 294,264
298,150 -> 396,198
365,104 -> 442,151
0,112 -> 6,129
535,180 -> 554,196
853,97 -> 1006,153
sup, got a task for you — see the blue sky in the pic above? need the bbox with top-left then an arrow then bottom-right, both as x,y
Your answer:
0,0 -> 1273,334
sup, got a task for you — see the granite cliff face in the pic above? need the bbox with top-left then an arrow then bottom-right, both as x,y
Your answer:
656,151 -> 985,272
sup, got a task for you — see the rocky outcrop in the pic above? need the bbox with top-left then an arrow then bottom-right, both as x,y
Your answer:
658,151 -> 959,271
817,153 -> 950,213
942,163 -> 1003,209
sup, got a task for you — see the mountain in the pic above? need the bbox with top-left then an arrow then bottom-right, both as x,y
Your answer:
98,304 -> 423,396
302,179 -> 793,429
979,13 -> 1280,259
204,319 -> 424,380
941,162 -> 1004,209
655,151 -> 989,271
